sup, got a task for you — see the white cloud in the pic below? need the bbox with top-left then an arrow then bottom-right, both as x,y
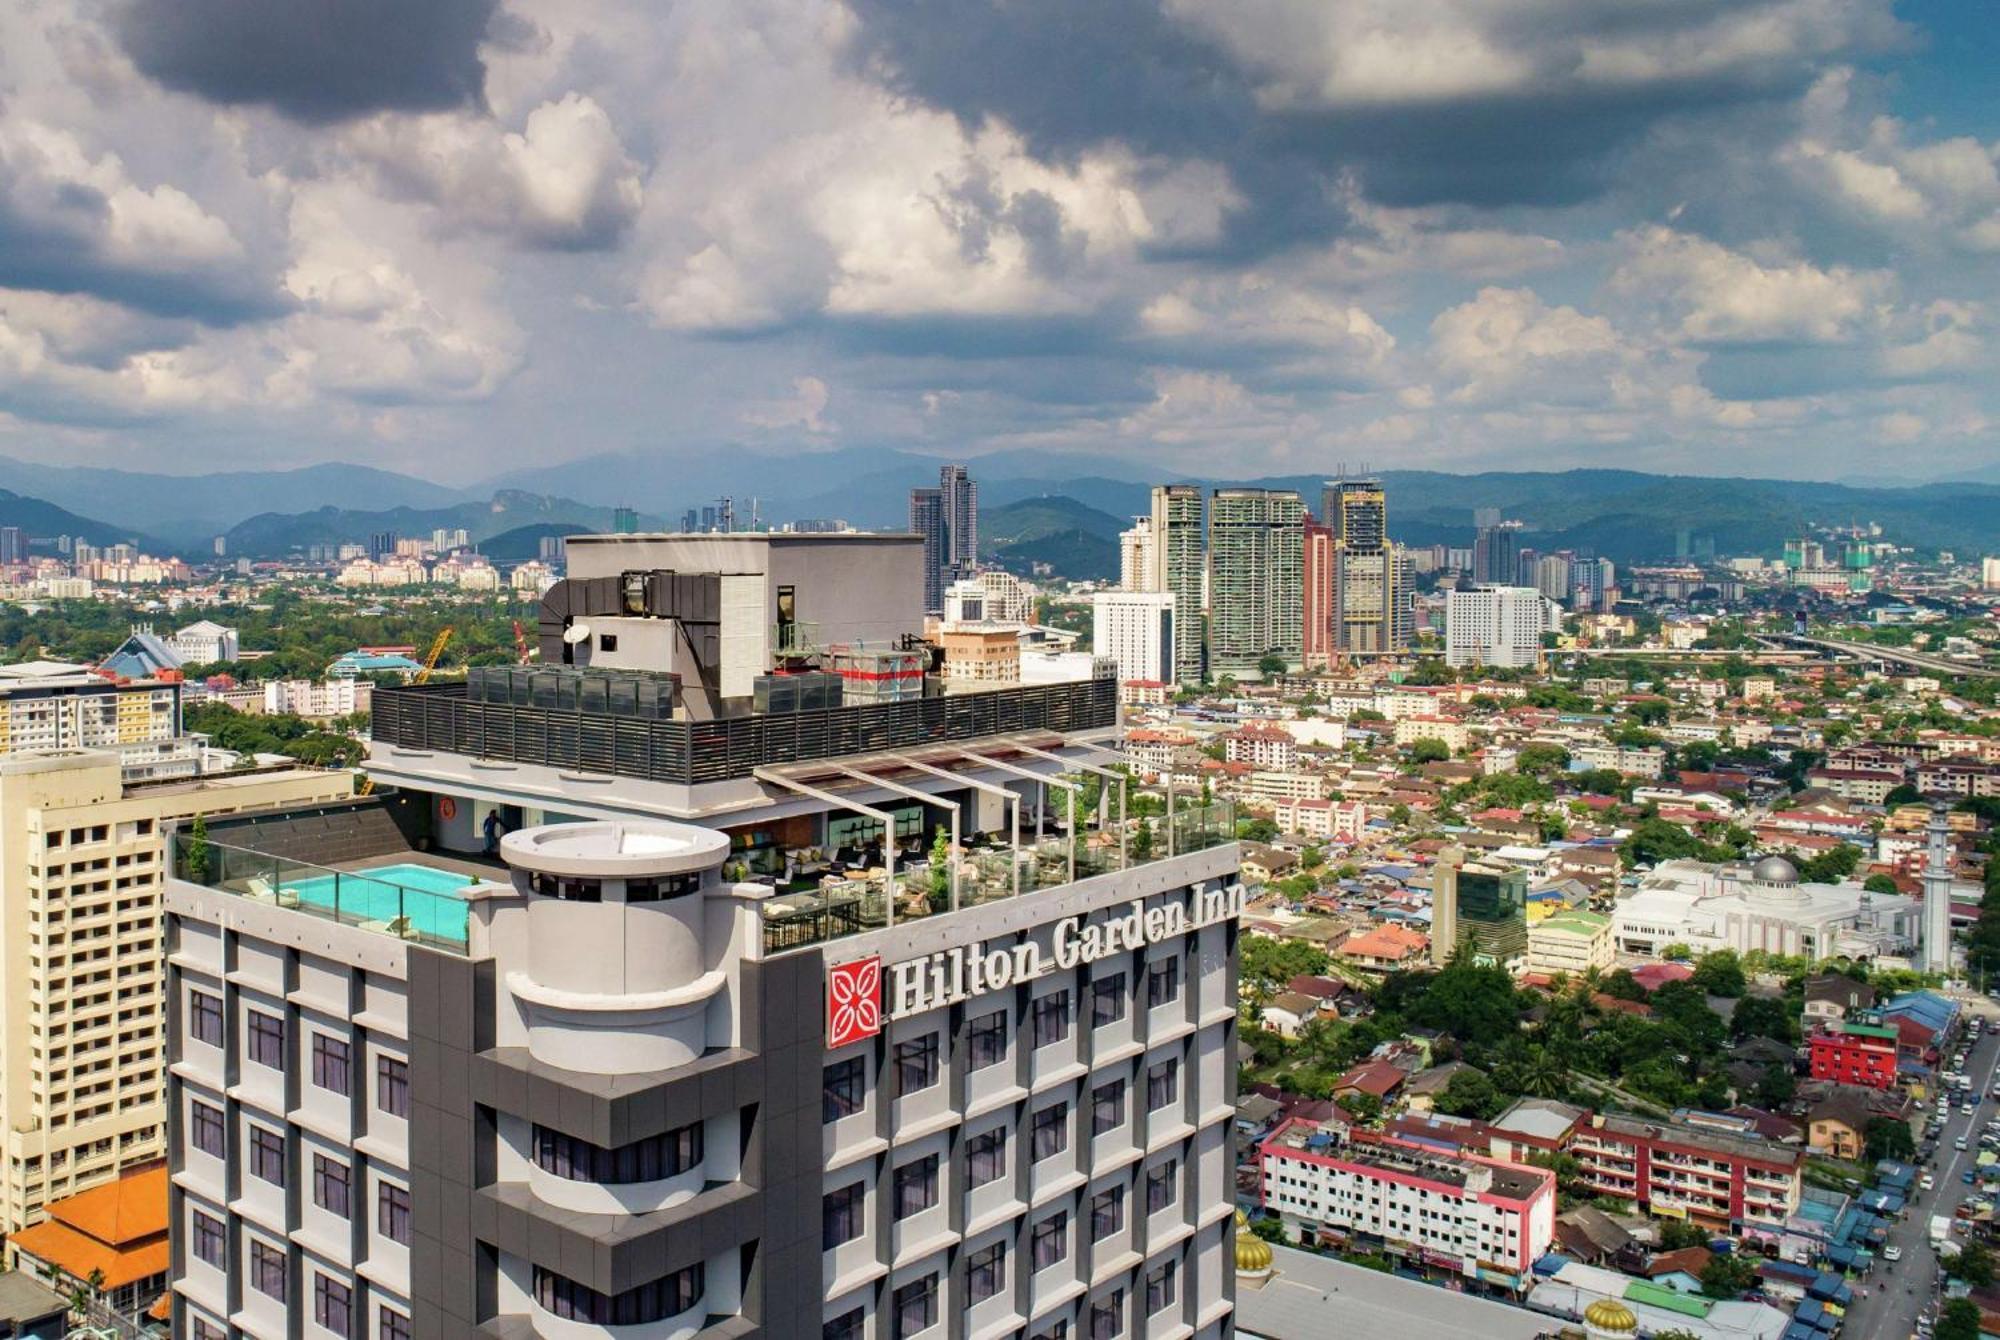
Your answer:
1164,0 -> 1903,110
342,93 -> 645,248
1607,226 -> 1890,344
742,375 -> 835,434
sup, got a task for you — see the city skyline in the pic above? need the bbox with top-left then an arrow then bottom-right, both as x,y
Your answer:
0,2 -> 1993,485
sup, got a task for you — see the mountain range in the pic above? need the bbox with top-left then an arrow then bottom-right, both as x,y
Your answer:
3,448 -> 2000,574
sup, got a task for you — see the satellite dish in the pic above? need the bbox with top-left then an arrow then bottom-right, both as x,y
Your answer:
563,622 -> 592,645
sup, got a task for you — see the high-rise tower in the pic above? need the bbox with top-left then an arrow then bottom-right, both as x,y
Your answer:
1923,805 -> 1955,974
1321,476 -> 1410,656
1150,485 -> 1206,683
1205,488 -> 1305,678
909,463 -> 978,612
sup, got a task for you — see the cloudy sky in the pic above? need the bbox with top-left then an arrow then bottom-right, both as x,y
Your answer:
1,0 -> 1995,483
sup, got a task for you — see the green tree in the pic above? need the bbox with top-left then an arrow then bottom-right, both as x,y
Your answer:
1937,1298 -> 1983,1340
1689,950 -> 1747,997
1516,743 -> 1571,776
185,812 -> 211,882
1336,1091 -> 1382,1122
1661,942 -> 1694,962
1955,1239 -> 1995,1289
1698,1253 -> 1758,1299
1753,1063 -> 1796,1109
1862,872 -> 1900,895
1257,654 -> 1289,678
1238,817 -> 1281,843
1131,816 -> 1155,861
1240,937 -> 1332,992
1864,1116 -> 1916,1163
1659,1220 -> 1710,1251
926,826 -> 952,913
1730,995 -> 1797,1044
1433,1069 -> 1506,1120
1408,738 -> 1452,764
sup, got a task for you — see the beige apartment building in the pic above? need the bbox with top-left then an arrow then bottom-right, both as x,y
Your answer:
0,748 -> 351,1230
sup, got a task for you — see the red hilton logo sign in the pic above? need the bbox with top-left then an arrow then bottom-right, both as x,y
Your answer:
826,956 -> 882,1049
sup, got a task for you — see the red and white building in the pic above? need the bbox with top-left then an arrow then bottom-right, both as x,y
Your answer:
1568,1111 -> 1803,1229
1807,1021 -> 1900,1090
1258,1119 -> 1555,1292
1225,723 -> 1298,771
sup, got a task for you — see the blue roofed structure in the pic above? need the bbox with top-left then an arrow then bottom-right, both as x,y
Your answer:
99,625 -> 181,679
328,651 -> 425,678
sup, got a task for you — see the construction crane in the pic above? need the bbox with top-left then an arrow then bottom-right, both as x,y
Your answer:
358,627 -> 453,797
415,627 -> 453,684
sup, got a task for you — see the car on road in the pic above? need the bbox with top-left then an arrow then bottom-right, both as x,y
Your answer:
1885,1244 -> 1905,1261
1958,1136 -> 1970,1149
1922,1173 -> 1937,1190
1966,1170 -> 1978,1184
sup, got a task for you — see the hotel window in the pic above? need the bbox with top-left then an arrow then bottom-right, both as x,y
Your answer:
966,1242 -> 1007,1305
311,1034 -> 351,1096
1032,1103 -> 1069,1161
1146,957 -> 1179,1007
190,1099 -> 225,1157
825,1308 -> 864,1340
191,1209 -> 226,1267
894,1154 -> 940,1219
378,1182 -> 411,1245
1032,1326 -> 1070,1340
968,1010 -> 1009,1070
824,1057 -> 866,1123
533,1265 -> 703,1324
250,1240 -> 287,1301
1033,991 -> 1070,1048
1147,1059 -> 1178,1111
824,1182 -> 865,1249
1088,1288 -> 1124,1340
895,1034 -> 940,1095
1032,1212 -> 1069,1270
249,1125 -> 285,1186
893,1274 -> 938,1340
1146,1158 -> 1178,1214
189,990 -> 223,1046
624,872 -> 701,902
246,1009 -> 285,1069
379,1309 -> 411,1340
315,1275 -> 353,1332
534,1122 -> 702,1183
1091,1079 -> 1126,1136
966,1127 -> 1007,1189
313,1154 -> 350,1217
1146,1261 -> 1177,1315
376,1055 -> 409,1118
1090,1186 -> 1124,1241
1091,972 -> 1126,1026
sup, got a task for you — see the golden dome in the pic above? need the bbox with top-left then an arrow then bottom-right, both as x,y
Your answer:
1583,1298 -> 1639,1333
1233,1209 -> 1274,1274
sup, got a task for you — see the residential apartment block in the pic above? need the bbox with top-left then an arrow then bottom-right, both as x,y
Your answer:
1567,1110 -> 1803,1229
1257,1118 -> 1556,1293
0,748 -> 350,1231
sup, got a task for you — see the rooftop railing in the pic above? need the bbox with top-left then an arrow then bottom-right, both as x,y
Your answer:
171,833 -> 473,953
371,674 -> 1118,785
758,802 -> 1237,954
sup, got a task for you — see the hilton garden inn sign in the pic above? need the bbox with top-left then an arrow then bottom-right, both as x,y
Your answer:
825,883 -> 1247,1048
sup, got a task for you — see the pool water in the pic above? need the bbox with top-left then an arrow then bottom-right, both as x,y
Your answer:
280,862 -> 477,942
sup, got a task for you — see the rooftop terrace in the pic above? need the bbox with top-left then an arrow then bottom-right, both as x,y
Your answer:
372,673 -> 1117,785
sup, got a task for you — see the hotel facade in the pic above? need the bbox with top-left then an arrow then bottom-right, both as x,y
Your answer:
163,532 -> 1245,1339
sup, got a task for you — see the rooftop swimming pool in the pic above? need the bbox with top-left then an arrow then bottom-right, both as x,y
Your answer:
279,862 -> 477,943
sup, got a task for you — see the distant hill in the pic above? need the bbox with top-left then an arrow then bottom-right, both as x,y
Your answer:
966,469 -> 2000,563
0,457 -> 469,545
979,495 -> 1125,579
0,489 -> 151,549
479,521 -> 593,563
224,491 -> 661,557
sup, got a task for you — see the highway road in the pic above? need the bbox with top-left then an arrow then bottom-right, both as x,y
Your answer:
1839,1015 -> 2000,1340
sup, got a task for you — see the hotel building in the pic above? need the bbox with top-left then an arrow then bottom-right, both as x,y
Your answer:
163,531 -> 1245,1339
1256,1118 -> 1555,1293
